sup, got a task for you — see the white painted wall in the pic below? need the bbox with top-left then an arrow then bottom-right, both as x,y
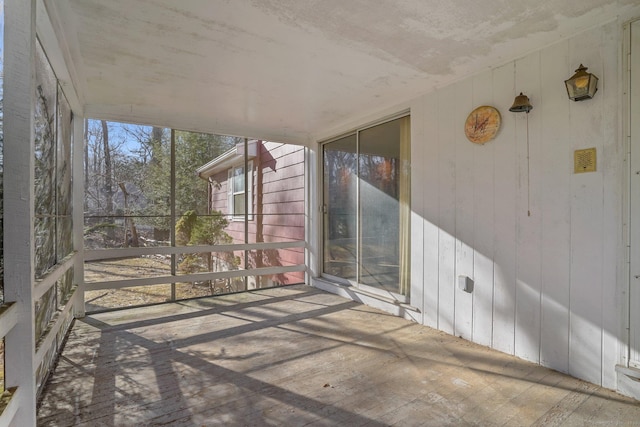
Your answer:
629,17 -> 640,373
409,20 -> 625,389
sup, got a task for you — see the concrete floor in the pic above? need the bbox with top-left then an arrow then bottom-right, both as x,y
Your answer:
38,285 -> 640,426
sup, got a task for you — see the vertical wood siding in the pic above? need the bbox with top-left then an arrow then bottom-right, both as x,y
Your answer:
210,142 -> 305,284
410,21 -> 624,388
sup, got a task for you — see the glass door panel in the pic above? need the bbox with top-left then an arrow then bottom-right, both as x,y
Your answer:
358,119 -> 401,293
323,134 -> 357,280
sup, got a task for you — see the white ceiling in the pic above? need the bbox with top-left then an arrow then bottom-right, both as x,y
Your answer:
43,0 -> 639,145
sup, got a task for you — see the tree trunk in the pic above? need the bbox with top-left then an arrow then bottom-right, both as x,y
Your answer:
119,182 -> 139,247
102,120 -> 114,239
150,127 -> 166,234
84,118 -> 89,211
152,127 -> 163,145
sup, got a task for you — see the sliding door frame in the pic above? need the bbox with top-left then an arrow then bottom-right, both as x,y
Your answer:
319,113 -> 410,302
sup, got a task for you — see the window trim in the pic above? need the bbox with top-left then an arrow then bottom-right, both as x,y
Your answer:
227,160 -> 253,221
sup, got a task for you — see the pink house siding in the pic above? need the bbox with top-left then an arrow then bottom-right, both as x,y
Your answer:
208,141 -> 305,286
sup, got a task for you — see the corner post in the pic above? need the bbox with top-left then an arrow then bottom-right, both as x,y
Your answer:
73,114 -> 85,317
3,0 -> 38,424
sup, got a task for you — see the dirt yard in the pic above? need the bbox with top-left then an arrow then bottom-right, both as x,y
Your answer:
84,256 -> 241,312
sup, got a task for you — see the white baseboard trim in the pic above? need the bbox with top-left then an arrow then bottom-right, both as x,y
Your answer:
616,365 -> 640,401
311,277 -> 420,322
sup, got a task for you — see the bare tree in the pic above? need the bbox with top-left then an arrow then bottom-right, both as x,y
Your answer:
101,120 -> 115,239
84,118 -> 89,210
101,121 -> 113,212
119,182 -> 139,247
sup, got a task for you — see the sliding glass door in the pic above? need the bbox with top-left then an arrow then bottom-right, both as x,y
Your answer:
322,116 -> 410,298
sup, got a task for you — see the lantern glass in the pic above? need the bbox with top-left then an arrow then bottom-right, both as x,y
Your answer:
565,64 -> 598,101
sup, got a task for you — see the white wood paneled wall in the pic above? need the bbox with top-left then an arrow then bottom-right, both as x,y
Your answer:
410,20 -> 624,389
630,18 -> 640,375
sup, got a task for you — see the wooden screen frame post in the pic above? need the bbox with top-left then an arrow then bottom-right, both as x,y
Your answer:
3,0 -> 38,425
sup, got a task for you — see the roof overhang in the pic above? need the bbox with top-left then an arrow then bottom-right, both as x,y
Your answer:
40,1 -> 640,145
196,140 -> 258,179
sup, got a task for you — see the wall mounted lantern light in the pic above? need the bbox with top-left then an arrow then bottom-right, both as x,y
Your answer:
564,64 -> 598,101
509,92 -> 533,113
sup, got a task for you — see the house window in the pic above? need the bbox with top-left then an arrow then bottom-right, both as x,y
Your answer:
228,161 -> 253,220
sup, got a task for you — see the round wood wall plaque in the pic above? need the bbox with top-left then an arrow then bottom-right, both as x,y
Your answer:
464,105 -> 501,144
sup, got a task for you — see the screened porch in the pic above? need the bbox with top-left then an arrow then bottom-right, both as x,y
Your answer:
3,1 -> 640,426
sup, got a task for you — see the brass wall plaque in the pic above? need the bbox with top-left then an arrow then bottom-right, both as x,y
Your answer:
574,148 -> 597,173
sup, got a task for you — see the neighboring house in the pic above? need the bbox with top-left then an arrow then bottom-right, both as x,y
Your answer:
196,140 -> 305,289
